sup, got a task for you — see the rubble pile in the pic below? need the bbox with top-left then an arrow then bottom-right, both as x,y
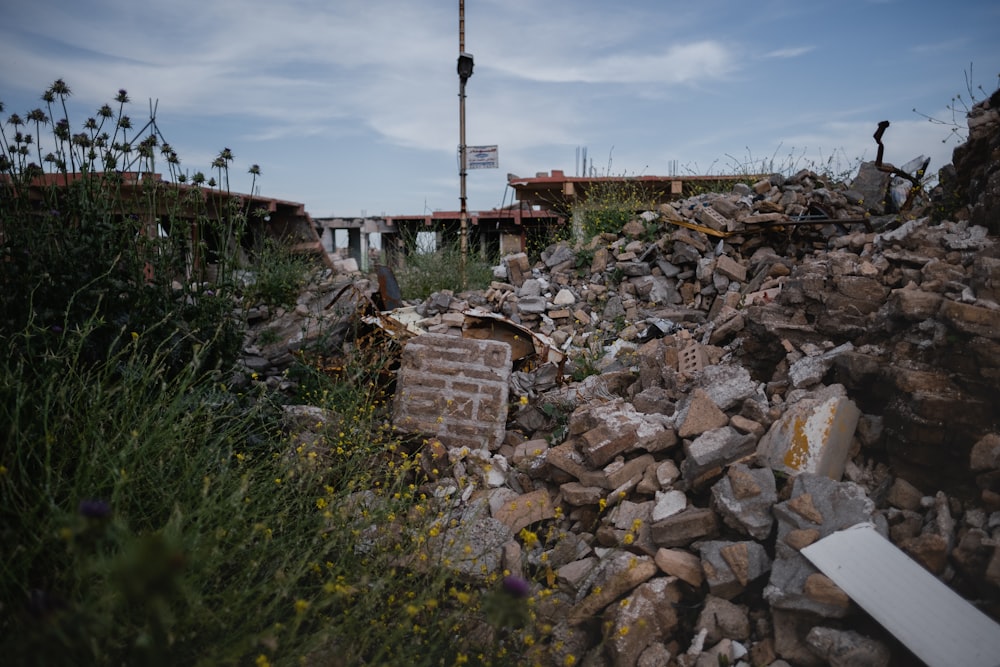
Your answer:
243,93 -> 1000,666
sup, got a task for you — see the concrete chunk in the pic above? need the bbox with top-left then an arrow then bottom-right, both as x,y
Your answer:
757,385 -> 861,480
681,426 -> 757,482
711,463 -> 777,539
699,540 -> 772,599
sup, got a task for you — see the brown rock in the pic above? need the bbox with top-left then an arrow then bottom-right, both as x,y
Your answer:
560,482 -> 604,506
492,489 -> 555,534
971,433 -> 1000,471
603,577 -> 681,667
654,547 -> 704,587
886,477 -> 924,511
730,414 -> 766,439
803,573 -> 851,609
696,595 -> 751,644
900,532 -> 950,575
786,492 -> 825,525
650,506 -> 720,548
784,528 -> 821,551
580,422 -> 639,467
678,388 -> 730,438
567,555 -> 658,625
727,464 -> 763,499
939,299 -> 1000,339
721,542 -> 753,587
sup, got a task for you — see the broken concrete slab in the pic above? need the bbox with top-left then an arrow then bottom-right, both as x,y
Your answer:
710,463 -> 777,540
756,384 -> 861,480
681,426 -> 757,484
699,539 -> 772,599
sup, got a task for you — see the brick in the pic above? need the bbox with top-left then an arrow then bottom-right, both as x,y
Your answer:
393,333 -> 511,450
715,254 -> 747,283
650,506 -> 720,548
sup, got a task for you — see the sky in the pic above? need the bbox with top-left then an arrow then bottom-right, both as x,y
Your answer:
1,0 -> 998,219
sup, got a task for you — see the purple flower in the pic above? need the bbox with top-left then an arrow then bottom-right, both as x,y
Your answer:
501,575 -> 530,599
78,499 -> 111,519
50,325 -> 63,333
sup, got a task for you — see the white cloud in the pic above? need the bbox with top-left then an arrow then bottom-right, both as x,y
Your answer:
762,47 -> 815,59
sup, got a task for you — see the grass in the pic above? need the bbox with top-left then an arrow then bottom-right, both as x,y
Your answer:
392,230 -> 497,300
0,81 -> 547,666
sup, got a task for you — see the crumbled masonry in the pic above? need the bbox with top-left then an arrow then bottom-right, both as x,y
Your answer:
243,91 -> 1000,666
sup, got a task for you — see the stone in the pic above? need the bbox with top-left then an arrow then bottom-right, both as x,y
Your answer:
651,489 -> 687,521
567,553 -> 658,625
971,433 -> 1000,471
766,474 -> 878,617
899,532 -> 949,575
517,295 -> 547,314
939,300 -> 1000,339
787,342 -> 854,389
698,364 -> 761,411
772,609 -> 826,667
504,252 -> 531,286
802,572 -> 850,608
650,506 -> 720,548
579,422 -> 638,467
681,426 -> 757,483
601,453 -> 656,491
603,577 -> 681,667
699,540 -> 771,599
886,476 -> 923,511
654,547 -> 704,587
553,288 -> 576,306
756,384 -> 861,480
556,557 -> 598,592
695,595 -> 750,644
677,388 -> 729,439
655,459 -> 681,488
432,500 -> 513,583
710,463 -> 777,539
561,482 -> 604,506
715,254 -> 747,283
637,642 -> 672,667
805,627 -> 891,667
492,489 -> 555,535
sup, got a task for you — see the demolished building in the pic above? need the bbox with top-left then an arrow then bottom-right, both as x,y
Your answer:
244,92 -> 1000,666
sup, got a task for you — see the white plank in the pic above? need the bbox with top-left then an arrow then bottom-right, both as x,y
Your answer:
801,522 -> 1000,667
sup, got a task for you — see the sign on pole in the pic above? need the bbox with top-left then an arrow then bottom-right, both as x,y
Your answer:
467,145 -> 499,170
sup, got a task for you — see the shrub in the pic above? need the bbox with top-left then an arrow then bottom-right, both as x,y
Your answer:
394,231 -> 496,300
577,179 -> 657,241
1,80 -> 541,667
243,237 -> 313,309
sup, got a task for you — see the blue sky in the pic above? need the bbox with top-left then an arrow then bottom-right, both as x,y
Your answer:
1,0 -> 998,218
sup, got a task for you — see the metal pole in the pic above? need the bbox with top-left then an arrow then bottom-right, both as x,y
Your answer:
458,0 -> 468,285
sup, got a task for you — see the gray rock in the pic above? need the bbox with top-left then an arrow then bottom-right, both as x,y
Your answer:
710,464 -> 777,539
806,627 -> 891,667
